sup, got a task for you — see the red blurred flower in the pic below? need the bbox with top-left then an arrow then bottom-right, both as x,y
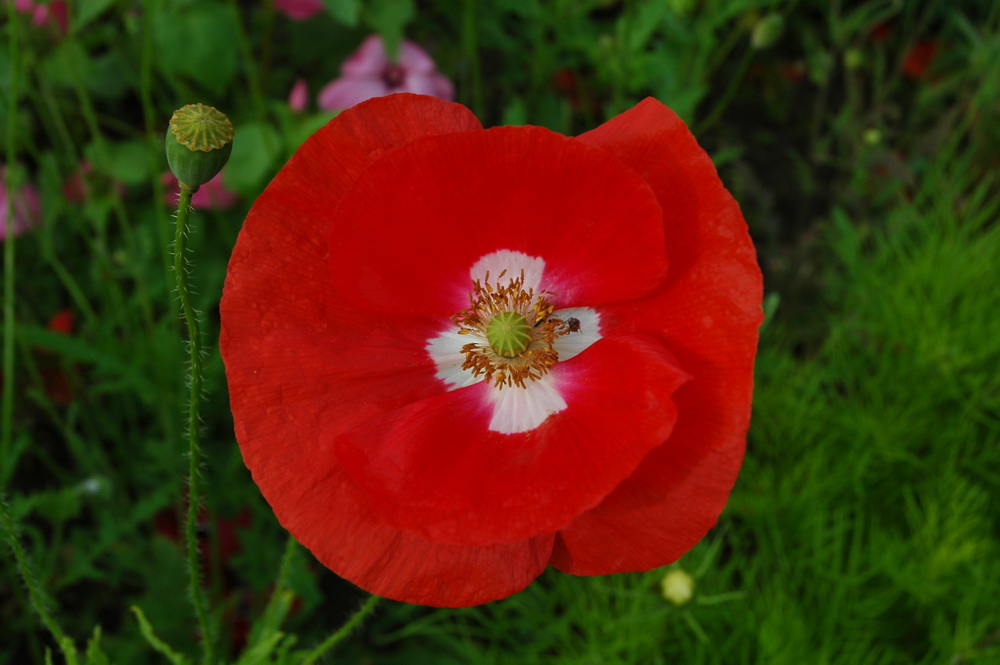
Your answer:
903,39 -> 938,79
41,308 -> 75,403
274,0 -> 323,21
317,35 -> 453,111
47,308 -> 74,335
551,68 -> 596,112
220,94 -> 762,607
869,22 -> 892,44
779,62 -> 806,84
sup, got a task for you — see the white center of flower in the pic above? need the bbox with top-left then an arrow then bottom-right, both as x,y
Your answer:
426,250 -> 602,434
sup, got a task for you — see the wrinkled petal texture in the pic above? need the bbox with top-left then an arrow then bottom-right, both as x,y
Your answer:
336,334 -> 689,546
328,125 -> 668,316
222,95 -> 555,606
551,98 -> 763,574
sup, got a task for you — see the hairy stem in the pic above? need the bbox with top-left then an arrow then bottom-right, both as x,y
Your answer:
2,0 -> 19,483
301,595 -> 382,665
0,496 -> 79,665
173,185 -> 213,665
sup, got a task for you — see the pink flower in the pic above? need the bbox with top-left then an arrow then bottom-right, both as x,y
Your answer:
274,0 -> 324,21
1,168 -> 41,241
162,171 -> 240,210
63,160 -> 124,203
288,79 -> 308,113
13,0 -> 68,34
318,35 -> 454,111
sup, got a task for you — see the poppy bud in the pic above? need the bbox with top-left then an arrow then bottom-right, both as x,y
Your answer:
751,13 -> 784,50
165,103 -> 234,189
844,48 -> 865,70
661,568 -> 696,606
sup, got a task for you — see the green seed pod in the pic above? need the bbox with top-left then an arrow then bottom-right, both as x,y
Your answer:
487,311 -> 532,358
165,103 -> 234,189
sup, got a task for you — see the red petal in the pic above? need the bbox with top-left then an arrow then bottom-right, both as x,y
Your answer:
222,95 -> 481,437
553,98 -> 762,573
285,464 -> 554,607
550,417 -> 744,574
222,94 -> 481,410
334,334 -> 689,546
327,126 -> 668,316
222,94 -> 512,604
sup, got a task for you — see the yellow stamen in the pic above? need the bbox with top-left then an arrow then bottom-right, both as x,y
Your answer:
452,271 -> 575,389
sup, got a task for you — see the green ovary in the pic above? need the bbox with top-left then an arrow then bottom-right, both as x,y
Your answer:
486,311 -> 532,357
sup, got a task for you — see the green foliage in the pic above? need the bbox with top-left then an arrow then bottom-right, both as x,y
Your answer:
2,0 -> 1000,663
154,3 -> 240,91
322,0 -> 361,28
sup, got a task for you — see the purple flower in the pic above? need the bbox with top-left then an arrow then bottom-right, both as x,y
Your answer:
162,171 -> 239,211
318,35 -> 454,111
1,168 -> 41,241
274,0 -> 324,21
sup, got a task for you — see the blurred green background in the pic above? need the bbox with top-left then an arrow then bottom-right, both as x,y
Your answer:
2,0 -> 999,663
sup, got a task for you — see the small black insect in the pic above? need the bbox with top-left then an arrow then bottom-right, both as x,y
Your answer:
565,317 -> 581,333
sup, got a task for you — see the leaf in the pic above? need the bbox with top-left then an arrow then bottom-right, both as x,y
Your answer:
244,589 -> 295,656
15,325 -> 157,402
322,0 -> 361,26
225,122 -> 283,194
40,41 -> 93,90
364,0 -> 416,60
131,606 -> 192,665
153,4 -> 239,90
235,631 -> 291,665
22,486 -> 83,525
86,139 -> 150,186
76,0 -> 118,32
625,1 -> 667,52
84,626 -> 111,665
88,50 -> 131,100
500,98 -> 527,126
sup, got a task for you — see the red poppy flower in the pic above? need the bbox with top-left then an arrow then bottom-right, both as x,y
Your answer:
220,93 -> 762,607
902,39 -> 938,80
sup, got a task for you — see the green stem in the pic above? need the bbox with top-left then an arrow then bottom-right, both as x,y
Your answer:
228,0 -> 267,123
694,43 -> 755,135
173,185 -> 214,665
0,496 -> 79,665
462,0 -> 483,120
2,0 -> 19,484
246,535 -> 298,649
301,595 -> 382,665
140,0 -> 181,451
